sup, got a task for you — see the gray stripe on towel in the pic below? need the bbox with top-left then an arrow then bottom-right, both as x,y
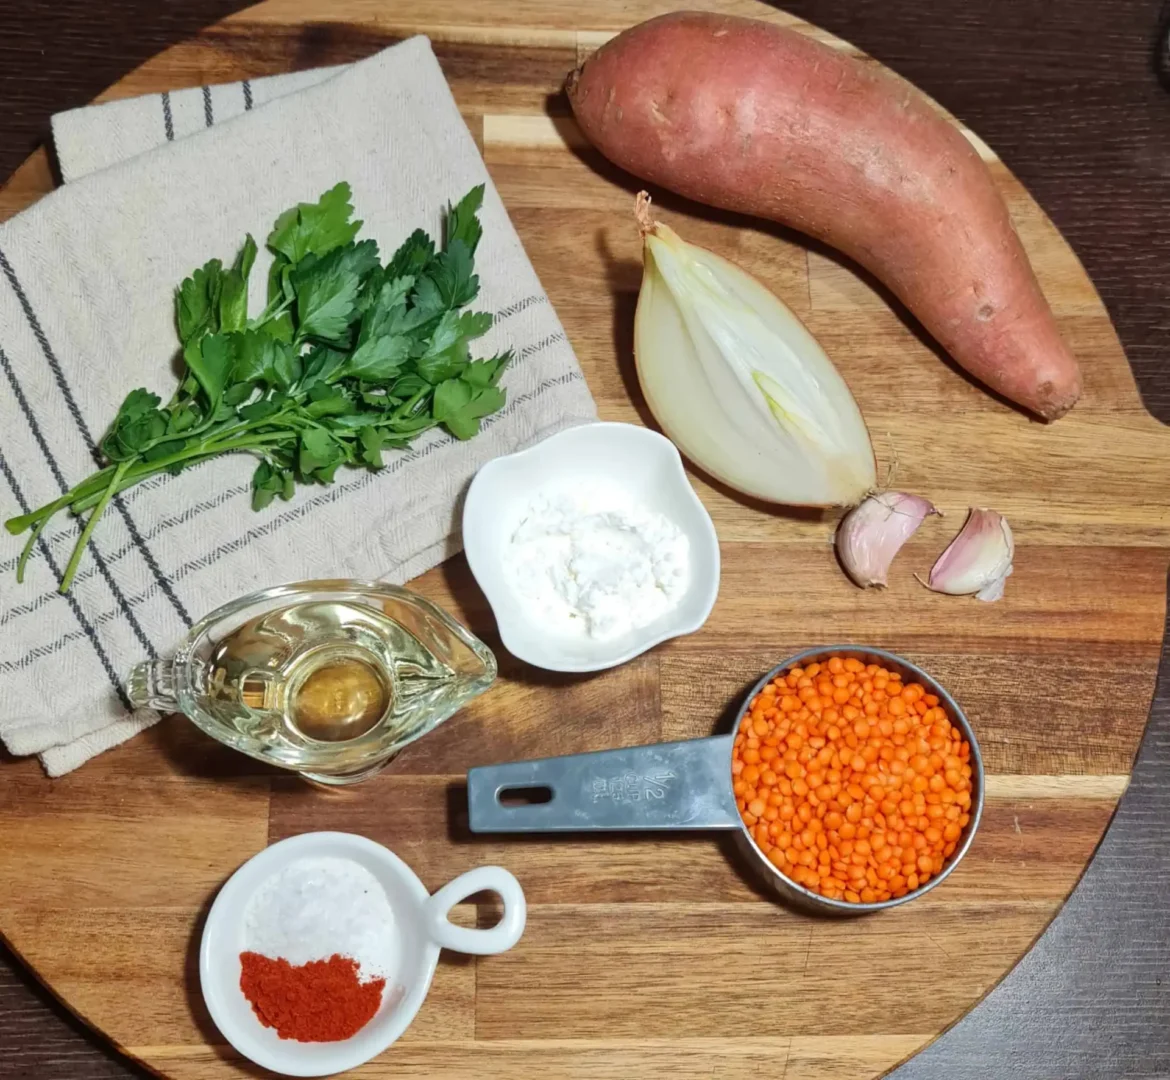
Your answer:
0,247 -> 193,629
495,294 -> 544,320
161,92 -> 174,141
0,344 -> 158,659
0,443 -> 131,706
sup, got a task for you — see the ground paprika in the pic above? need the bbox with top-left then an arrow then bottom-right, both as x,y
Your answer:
239,951 -> 385,1042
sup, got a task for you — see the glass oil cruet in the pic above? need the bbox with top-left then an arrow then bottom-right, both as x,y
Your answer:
125,580 -> 496,785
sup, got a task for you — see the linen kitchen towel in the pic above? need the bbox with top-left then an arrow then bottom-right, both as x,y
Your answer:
0,37 -> 596,775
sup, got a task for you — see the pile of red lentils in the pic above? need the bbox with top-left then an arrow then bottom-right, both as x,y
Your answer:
731,655 -> 974,903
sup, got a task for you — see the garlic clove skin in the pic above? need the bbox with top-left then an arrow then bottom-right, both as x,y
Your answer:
836,492 -> 938,588
973,563 -> 1013,603
926,508 -> 1014,601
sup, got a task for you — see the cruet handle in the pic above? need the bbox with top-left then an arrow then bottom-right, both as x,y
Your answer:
125,659 -> 181,712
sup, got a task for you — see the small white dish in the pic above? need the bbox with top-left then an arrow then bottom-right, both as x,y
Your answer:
462,421 -> 720,672
200,831 -> 526,1077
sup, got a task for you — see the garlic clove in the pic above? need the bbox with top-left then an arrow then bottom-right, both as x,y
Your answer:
926,508 -> 1014,601
836,492 -> 938,588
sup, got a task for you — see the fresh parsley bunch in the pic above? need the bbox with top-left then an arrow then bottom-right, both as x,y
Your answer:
6,182 -> 510,593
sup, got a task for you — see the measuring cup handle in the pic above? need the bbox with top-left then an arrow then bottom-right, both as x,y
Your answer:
424,866 -> 527,955
466,734 -> 740,832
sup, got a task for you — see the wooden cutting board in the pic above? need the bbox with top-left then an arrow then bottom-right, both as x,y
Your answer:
2,2 -> 1169,1078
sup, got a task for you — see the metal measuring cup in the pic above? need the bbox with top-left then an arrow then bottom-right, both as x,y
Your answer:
467,646 -> 985,914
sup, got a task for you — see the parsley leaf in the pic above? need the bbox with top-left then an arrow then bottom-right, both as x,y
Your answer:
417,341 -> 469,385
446,184 -> 485,255
425,240 -> 480,310
299,427 -> 345,475
345,335 -> 412,381
464,350 -> 512,388
359,275 -> 416,343
268,182 -> 362,265
299,345 -> 350,391
176,258 -> 223,345
294,255 -> 362,344
263,311 -> 295,344
184,333 -> 235,410
231,330 -> 282,385
252,460 -> 291,511
304,386 -> 353,418
236,233 -> 258,281
270,345 -> 301,391
239,398 -> 281,422
359,426 -> 387,468
432,379 -> 506,440
385,229 -> 435,280
218,270 -> 248,333
218,234 -> 258,333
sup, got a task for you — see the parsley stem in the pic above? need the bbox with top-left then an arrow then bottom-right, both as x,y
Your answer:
58,461 -> 130,594
134,430 -> 294,474
392,388 -> 430,418
15,512 -> 56,584
9,417 -> 296,534
5,466 -> 118,535
249,295 -> 294,329
64,432 -> 295,517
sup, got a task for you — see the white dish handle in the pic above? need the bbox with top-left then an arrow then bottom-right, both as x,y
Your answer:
424,866 -> 527,955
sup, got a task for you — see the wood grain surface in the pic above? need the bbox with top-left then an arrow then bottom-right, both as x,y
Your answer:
2,1 -> 1169,1078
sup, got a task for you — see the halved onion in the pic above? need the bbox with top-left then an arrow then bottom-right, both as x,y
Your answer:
633,194 -> 876,506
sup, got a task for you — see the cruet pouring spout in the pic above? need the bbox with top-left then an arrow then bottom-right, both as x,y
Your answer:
126,659 -> 182,712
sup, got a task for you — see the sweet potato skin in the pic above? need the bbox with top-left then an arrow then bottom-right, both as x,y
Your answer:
567,11 -> 1082,420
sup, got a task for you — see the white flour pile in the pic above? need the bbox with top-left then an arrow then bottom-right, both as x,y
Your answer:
503,480 -> 690,641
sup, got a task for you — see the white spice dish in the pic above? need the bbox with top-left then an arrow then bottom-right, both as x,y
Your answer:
200,831 -> 526,1077
462,422 -> 720,672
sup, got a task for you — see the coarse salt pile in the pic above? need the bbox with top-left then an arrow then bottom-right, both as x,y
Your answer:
244,856 -> 399,980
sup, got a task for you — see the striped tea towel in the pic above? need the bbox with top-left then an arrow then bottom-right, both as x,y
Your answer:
0,37 -> 596,776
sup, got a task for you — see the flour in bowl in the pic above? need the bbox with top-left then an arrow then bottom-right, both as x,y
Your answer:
503,481 -> 690,641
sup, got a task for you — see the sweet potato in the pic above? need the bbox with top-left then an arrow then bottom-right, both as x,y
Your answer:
566,11 -> 1082,420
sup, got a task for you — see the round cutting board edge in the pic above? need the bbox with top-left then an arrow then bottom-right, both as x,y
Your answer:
1,3 -> 1168,1080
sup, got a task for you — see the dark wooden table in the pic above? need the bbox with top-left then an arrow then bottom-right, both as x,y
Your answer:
2,1 -> 1169,1077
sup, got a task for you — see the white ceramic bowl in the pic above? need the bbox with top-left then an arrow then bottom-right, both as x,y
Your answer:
200,832 -> 526,1077
462,422 -> 720,672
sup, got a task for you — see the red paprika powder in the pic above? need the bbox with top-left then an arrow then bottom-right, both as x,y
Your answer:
239,951 -> 385,1042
